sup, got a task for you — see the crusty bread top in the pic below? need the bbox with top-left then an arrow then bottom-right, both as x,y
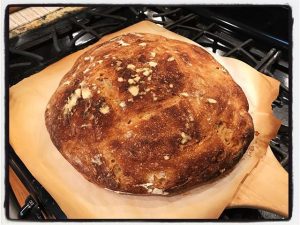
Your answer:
45,33 -> 254,195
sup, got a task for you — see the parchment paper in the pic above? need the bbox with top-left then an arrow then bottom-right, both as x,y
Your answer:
9,21 -> 281,219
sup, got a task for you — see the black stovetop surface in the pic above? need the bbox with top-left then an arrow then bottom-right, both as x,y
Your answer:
198,6 -> 290,42
7,5 -> 291,220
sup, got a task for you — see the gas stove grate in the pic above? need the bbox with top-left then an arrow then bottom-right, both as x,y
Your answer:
8,6 -> 290,220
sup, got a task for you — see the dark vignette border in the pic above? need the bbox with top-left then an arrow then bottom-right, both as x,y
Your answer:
4,3 -> 294,222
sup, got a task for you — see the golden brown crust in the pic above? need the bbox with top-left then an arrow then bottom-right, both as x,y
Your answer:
45,33 -> 254,195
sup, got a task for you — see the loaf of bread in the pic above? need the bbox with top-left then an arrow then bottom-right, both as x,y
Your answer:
45,33 -> 254,195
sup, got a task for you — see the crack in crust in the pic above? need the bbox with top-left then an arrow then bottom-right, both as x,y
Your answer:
45,33 -> 254,195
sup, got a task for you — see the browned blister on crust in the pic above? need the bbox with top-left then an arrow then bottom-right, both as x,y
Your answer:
45,33 -> 254,195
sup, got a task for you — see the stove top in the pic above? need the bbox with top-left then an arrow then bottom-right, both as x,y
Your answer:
7,5 -> 291,220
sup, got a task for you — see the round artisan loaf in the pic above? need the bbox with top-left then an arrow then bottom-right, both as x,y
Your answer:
45,33 -> 254,195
